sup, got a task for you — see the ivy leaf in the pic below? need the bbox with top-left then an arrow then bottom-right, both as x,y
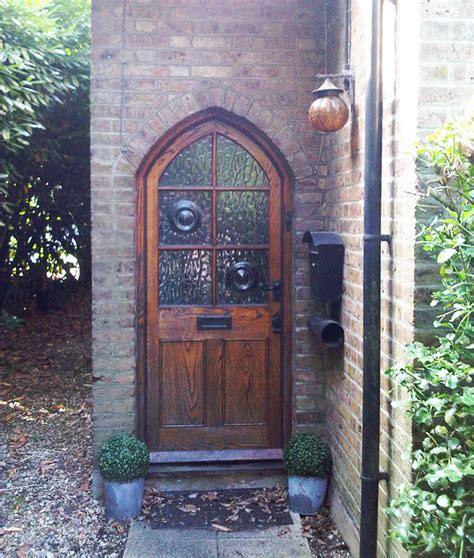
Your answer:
444,408 -> 456,426
437,248 -> 457,264
448,438 -> 460,450
436,495 -> 450,508
445,464 -> 463,483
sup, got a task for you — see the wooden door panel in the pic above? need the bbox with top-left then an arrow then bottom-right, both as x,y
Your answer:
224,340 -> 267,426
205,339 -> 224,427
160,341 -> 205,427
157,306 -> 269,339
158,425 -> 270,451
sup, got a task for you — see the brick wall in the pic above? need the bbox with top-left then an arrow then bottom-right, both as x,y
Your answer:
322,1 -> 418,556
322,1 -> 473,556
415,0 -> 474,342
90,0 -> 328,458
418,0 -> 473,134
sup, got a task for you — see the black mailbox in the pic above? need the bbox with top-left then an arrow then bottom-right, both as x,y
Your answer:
302,231 -> 344,303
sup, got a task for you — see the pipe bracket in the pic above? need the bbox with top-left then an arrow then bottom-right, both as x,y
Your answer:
363,234 -> 392,244
360,472 -> 390,485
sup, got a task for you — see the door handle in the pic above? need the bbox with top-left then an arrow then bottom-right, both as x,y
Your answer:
272,311 -> 282,333
260,280 -> 282,302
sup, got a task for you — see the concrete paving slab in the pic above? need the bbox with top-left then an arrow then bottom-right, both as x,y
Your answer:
217,512 -> 311,557
124,513 -> 312,558
217,536 -> 311,557
124,523 -> 218,558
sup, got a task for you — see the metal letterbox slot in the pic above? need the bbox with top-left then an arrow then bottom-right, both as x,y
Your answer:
197,315 -> 232,330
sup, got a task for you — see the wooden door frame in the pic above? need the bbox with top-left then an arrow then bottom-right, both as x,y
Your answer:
135,107 -> 293,461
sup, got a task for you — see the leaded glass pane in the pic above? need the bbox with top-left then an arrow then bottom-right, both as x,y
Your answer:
159,191 -> 211,245
217,250 -> 268,305
159,250 -> 211,305
159,135 -> 212,187
216,191 -> 268,245
216,135 -> 269,188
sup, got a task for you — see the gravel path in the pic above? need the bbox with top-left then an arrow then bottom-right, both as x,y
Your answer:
0,289 -> 128,557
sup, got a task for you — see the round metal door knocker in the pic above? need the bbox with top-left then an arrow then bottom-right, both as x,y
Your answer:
167,200 -> 202,233
227,261 -> 259,294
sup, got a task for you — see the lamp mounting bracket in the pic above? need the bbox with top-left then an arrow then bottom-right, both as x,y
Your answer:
316,71 -> 354,90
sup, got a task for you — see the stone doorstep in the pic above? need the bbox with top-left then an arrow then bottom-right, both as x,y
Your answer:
124,512 -> 312,558
146,467 -> 288,493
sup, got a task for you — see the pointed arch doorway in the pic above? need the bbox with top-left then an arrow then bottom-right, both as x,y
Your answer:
136,109 -> 292,463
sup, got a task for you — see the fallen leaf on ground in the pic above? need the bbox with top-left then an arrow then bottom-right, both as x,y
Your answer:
9,432 -> 28,449
111,522 -> 126,534
16,544 -> 30,558
39,460 -> 55,475
211,523 -> 232,532
201,491 -> 218,502
177,504 -> 197,513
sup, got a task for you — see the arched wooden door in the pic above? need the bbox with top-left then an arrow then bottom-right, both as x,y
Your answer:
137,110 -> 292,463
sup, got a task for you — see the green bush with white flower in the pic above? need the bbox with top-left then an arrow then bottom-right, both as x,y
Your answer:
284,433 -> 332,478
386,117 -> 474,557
99,433 -> 149,482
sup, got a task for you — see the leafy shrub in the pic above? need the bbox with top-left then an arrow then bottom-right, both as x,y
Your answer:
284,433 -> 332,477
0,0 -> 91,313
386,117 -> 474,557
99,433 -> 150,483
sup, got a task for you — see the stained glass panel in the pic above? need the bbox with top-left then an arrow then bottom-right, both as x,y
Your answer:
216,135 -> 269,188
159,250 -> 211,305
159,191 -> 211,245
216,191 -> 268,245
159,135 -> 212,187
217,250 -> 268,305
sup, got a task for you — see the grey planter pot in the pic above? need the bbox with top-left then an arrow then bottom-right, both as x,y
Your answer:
288,475 -> 328,515
103,477 -> 145,520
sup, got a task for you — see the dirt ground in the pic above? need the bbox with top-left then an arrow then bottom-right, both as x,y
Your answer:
0,288 -> 129,556
1,287 -> 350,557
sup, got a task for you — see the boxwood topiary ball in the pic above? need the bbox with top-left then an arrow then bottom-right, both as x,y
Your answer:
284,433 -> 332,478
99,433 -> 150,482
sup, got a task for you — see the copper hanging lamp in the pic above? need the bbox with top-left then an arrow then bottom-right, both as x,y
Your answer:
308,78 -> 349,132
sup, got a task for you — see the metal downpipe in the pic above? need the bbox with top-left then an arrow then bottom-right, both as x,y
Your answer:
360,0 -> 384,557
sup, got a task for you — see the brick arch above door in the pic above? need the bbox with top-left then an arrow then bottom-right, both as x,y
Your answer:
123,85 -> 313,180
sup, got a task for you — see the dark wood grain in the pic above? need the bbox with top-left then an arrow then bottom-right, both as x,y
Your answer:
136,173 -> 147,441
158,425 -> 270,450
224,340 -> 267,425
158,306 -> 269,340
160,341 -> 205,426
205,339 -> 224,427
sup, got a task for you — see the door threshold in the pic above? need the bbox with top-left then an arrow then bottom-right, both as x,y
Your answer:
150,449 -> 283,464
